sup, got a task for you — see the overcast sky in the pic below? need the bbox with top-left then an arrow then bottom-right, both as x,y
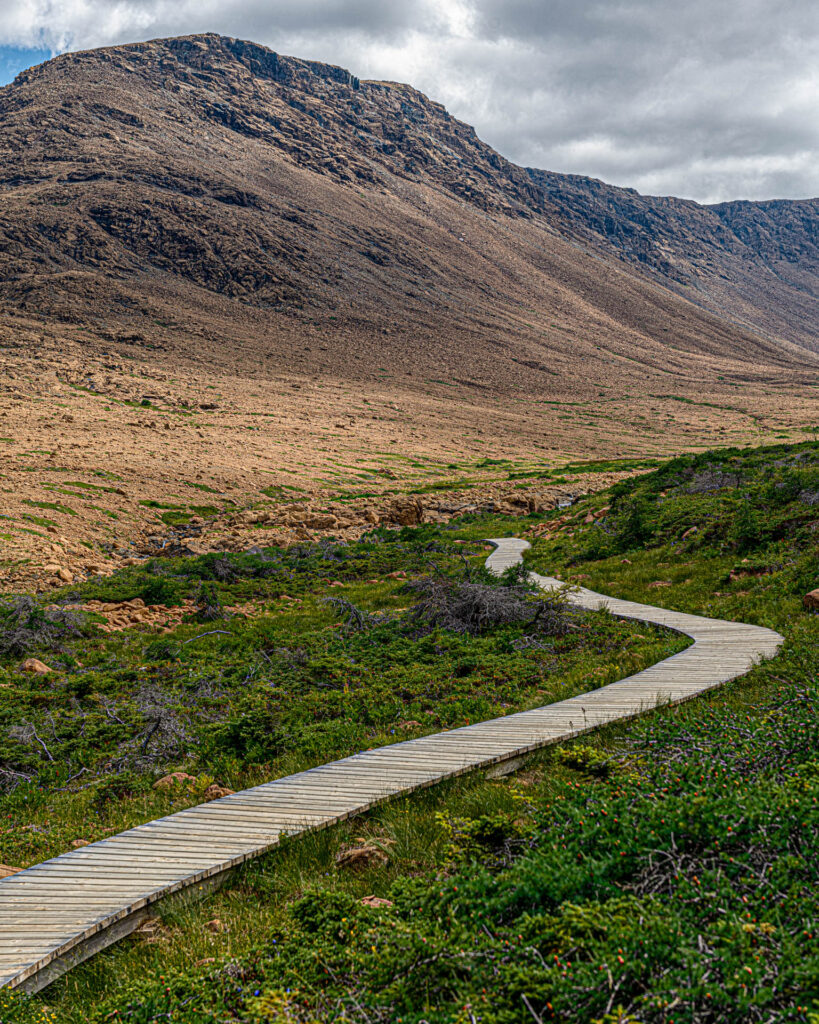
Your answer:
1,0 -> 817,203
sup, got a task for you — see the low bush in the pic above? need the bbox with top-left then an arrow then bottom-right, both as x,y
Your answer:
0,596 -> 84,658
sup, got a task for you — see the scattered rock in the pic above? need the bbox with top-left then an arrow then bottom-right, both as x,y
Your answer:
57,567 -> 74,583
21,658 -> 53,674
153,772 -> 197,790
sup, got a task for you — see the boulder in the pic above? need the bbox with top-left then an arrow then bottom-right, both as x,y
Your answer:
303,513 -> 338,530
335,844 -> 389,869
385,497 -> 424,526
153,772 -> 197,790
359,895 -> 394,908
21,658 -> 53,675
0,864 -> 21,878
203,783 -> 235,801
803,588 -> 819,610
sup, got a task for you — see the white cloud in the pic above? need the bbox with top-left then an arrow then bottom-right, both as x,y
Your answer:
1,0 -> 817,201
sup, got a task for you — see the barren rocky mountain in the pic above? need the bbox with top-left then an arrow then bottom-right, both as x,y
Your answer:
1,31 -> 817,383
0,33 -> 817,588
532,170 -> 819,353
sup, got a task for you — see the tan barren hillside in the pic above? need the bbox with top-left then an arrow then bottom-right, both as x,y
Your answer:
0,34 -> 817,588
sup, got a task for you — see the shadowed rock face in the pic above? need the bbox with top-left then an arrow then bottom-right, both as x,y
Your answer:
529,170 -> 819,353
0,31 -> 817,390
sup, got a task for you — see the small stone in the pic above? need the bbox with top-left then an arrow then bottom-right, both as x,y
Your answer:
803,588 -> 819,610
0,864 -> 22,878
21,658 -> 53,675
71,839 -> 90,848
135,916 -> 162,936
205,918 -> 225,933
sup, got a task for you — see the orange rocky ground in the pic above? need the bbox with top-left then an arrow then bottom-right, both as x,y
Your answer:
1,316 -> 817,593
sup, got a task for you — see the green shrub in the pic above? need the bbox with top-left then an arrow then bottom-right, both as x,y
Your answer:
555,743 -> 612,778
731,498 -> 762,552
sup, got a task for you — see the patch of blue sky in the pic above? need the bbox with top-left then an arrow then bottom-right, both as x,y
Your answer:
0,46 -> 52,87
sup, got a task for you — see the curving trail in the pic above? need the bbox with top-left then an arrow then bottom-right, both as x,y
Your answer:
0,539 -> 783,993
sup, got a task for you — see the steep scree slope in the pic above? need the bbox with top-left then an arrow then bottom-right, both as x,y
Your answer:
0,33 -> 816,395
531,170 -> 819,354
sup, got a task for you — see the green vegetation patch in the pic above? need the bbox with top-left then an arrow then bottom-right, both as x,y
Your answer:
0,527 -> 676,872
22,499 -> 77,517
7,441 -> 819,1022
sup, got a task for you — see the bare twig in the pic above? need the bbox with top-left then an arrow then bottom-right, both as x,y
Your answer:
522,994 -> 544,1024
22,721 -> 54,761
182,630 -> 231,644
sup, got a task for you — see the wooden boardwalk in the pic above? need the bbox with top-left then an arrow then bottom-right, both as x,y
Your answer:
0,538 -> 783,993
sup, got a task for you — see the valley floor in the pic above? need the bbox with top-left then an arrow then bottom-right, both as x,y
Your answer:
1,317 -> 817,594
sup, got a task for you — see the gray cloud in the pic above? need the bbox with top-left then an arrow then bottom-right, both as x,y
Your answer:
1,0 -> 817,201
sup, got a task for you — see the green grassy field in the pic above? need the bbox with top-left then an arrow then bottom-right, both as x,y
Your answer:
3,441 -> 819,1023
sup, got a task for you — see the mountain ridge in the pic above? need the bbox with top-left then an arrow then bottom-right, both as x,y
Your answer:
529,168 -> 819,353
0,31 -> 817,388
0,33 -> 817,591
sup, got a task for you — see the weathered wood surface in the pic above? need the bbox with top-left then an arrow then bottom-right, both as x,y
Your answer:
0,537 -> 783,993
